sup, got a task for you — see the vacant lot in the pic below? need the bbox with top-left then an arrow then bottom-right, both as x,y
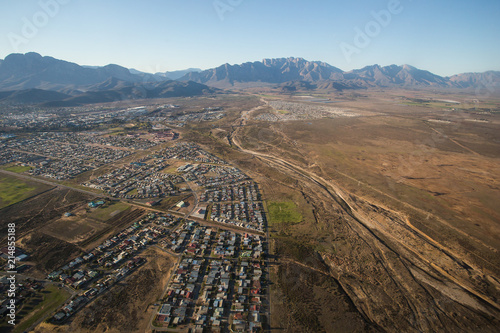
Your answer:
234,90 -> 500,332
240,97 -> 500,271
0,187 -> 92,244
272,261 -> 375,333
10,285 -> 69,333
2,164 -> 32,173
44,217 -> 109,245
20,232 -> 83,274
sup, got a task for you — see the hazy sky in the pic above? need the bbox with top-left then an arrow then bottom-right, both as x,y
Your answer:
1,0 -> 499,76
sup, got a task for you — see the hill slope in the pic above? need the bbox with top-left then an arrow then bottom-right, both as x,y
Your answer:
0,52 -> 144,91
40,80 -> 218,107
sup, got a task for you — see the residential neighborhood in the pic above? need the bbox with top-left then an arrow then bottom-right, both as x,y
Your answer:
48,212 -> 178,322
156,221 -> 268,332
22,141 -> 272,332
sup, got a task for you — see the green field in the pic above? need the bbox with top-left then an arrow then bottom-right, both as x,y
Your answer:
12,285 -> 70,333
0,175 -> 38,209
88,201 -> 131,221
267,201 -> 303,224
2,164 -> 32,173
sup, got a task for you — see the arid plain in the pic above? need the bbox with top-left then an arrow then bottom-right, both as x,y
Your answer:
225,89 -> 500,332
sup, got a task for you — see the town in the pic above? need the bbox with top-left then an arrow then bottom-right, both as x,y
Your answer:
156,222 -> 268,332
5,140 -> 272,332
48,212 -> 177,322
44,206 -> 269,332
256,100 -> 357,122
0,104 -> 227,131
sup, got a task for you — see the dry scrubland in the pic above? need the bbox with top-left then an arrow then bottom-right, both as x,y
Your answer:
232,90 -> 500,332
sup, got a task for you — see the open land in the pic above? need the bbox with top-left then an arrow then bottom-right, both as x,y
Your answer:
230,90 -> 500,332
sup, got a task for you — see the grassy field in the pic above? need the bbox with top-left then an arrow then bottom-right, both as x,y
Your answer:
267,201 -> 303,225
0,175 -> 39,209
88,202 -> 131,221
2,164 -> 32,173
9,285 -> 69,333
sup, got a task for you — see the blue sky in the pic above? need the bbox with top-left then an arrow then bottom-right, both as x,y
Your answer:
0,0 -> 499,76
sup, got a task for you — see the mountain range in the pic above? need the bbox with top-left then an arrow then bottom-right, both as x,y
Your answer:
181,57 -> 500,90
0,53 -> 215,105
0,53 -> 498,105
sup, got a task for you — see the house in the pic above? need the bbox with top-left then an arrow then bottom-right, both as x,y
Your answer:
0,247 -> 28,261
159,304 -> 172,315
53,312 -> 66,321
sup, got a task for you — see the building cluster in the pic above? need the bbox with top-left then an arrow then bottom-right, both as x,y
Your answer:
200,182 -> 262,203
155,143 -> 228,165
180,164 -> 250,188
256,100 -> 357,122
210,202 -> 266,233
0,105 -> 151,130
155,222 -> 267,332
83,160 -> 184,199
0,111 -> 65,129
152,143 -> 266,233
1,132 -> 137,179
171,110 -> 226,123
198,182 -> 266,232
41,132 -> 158,151
0,132 -> 161,180
143,106 -> 226,127
48,213 -> 175,322
152,129 -> 179,142
1,137 -> 271,330
0,148 -> 43,167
